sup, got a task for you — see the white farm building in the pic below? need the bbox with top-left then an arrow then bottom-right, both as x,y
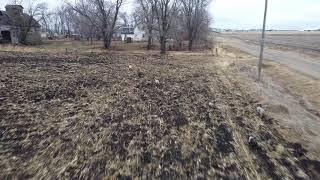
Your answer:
120,25 -> 146,42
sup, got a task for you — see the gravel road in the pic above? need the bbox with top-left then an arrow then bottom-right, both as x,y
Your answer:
219,37 -> 320,79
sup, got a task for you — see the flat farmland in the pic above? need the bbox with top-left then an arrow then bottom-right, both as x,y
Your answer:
218,31 -> 320,79
222,32 -> 320,57
1,41 -> 320,179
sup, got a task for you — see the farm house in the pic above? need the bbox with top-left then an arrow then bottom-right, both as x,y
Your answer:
120,25 -> 146,42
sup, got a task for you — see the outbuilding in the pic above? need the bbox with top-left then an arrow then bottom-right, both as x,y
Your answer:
0,5 -> 41,44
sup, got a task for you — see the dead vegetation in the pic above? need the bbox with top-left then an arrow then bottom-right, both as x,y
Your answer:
216,42 -> 320,155
0,49 -> 320,179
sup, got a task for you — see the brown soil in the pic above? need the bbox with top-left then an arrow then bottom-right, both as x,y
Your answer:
222,32 -> 320,59
0,50 -> 319,179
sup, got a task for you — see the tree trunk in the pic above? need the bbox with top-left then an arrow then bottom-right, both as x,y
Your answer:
67,24 -> 70,36
104,3 -> 121,49
104,35 -> 112,49
188,39 -> 193,51
188,29 -> 194,51
160,36 -> 166,54
147,28 -> 152,50
103,36 -> 108,49
107,38 -> 112,49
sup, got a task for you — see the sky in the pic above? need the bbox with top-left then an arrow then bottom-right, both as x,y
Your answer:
1,0 -> 319,30
210,0 -> 320,30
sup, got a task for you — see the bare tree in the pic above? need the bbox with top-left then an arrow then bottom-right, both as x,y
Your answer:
152,0 -> 179,54
168,12 -> 185,50
57,9 -> 66,34
39,8 -> 51,34
38,3 -> 103,41
120,12 -> 129,26
53,5 -> 75,36
67,0 -> 124,49
180,0 -> 211,50
134,0 -> 156,50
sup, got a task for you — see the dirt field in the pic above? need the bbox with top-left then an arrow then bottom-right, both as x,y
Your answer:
221,31 -> 320,58
1,41 -> 320,179
217,32 -> 320,79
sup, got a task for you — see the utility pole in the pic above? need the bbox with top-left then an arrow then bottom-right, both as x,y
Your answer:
258,0 -> 268,81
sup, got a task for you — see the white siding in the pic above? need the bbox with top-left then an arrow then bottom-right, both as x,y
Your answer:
120,27 -> 147,42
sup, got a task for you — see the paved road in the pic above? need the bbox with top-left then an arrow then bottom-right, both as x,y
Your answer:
219,37 -> 320,79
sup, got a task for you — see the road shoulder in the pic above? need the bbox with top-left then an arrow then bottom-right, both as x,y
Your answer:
213,44 -> 320,158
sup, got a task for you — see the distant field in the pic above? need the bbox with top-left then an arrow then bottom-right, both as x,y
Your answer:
221,32 -> 320,57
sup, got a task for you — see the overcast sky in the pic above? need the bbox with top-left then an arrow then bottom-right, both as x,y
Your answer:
1,0 -> 319,30
211,0 -> 320,30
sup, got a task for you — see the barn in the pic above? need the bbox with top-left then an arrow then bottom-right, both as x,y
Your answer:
0,5 -> 41,44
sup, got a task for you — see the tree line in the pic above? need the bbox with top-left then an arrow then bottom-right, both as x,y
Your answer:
134,0 -> 212,53
10,0 -> 213,54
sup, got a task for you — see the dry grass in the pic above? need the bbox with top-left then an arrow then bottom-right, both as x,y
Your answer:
0,40 -> 150,54
216,43 -> 320,156
0,41 -> 319,179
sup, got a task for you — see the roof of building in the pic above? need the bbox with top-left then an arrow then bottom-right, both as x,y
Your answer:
121,26 -> 134,35
0,5 -> 40,28
5,5 -> 23,10
0,11 -> 13,26
17,13 -> 41,28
